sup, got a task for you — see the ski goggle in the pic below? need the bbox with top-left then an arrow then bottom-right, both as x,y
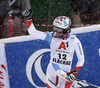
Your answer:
53,26 -> 64,33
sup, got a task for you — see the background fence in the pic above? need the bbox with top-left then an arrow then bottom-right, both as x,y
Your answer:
0,0 -> 100,39
0,12 -> 100,39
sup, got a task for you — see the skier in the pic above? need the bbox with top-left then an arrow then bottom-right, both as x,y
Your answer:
22,9 -> 85,88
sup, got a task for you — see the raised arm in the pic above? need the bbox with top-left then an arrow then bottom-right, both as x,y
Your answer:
27,19 -> 46,40
22,8 -> 47,40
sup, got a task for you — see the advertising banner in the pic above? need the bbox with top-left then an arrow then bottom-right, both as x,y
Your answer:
3,30 -> 100,88
0,43 -> 10,88
5,40 -> 50,88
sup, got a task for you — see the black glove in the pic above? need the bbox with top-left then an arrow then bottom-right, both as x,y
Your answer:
22,8 -> 32,20
66,69 -> 78,82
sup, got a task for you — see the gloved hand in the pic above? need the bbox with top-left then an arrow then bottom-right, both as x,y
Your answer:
22,8 -> 32,20
66,69 -> 78,82
56,69 -> 78,82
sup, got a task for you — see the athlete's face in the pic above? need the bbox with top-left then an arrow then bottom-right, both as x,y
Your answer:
56,32 -> 63,37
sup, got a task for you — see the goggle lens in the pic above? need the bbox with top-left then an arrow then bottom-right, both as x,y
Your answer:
53,26 -> 63,33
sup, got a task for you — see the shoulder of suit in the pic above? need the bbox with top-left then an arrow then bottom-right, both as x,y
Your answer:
47,32 -> 53,36
69,34 -> 76,39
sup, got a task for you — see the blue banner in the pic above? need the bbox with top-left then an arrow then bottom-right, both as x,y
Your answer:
76,31 -> 100,87
5,31 -> 100,88
5,40 -> 50,88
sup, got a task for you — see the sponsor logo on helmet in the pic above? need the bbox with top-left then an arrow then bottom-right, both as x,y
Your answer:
55,21 -> 62,25
55,17 -> 69,27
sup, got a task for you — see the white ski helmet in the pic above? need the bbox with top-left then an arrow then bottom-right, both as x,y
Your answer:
53,16 -> 71,37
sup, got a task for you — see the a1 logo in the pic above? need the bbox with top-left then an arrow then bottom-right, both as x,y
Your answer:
58,42 -> 68,50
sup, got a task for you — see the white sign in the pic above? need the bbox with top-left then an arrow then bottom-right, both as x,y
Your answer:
0,43 -> 10,88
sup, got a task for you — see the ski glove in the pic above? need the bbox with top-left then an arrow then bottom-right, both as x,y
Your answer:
67,69 -> 78,82
22,8 -> 32,20
56,69 -> 78,82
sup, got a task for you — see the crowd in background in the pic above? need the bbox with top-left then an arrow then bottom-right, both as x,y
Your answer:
0,0 -> 30,38
0,0 -> 100,39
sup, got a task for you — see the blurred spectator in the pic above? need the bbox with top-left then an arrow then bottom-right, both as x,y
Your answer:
71,0 -> 100,25
0,0 -> 9,25
0,0 -> 29,38
0,0 -> 9,38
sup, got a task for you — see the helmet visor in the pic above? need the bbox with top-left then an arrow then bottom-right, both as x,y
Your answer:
53,26 -> 63,33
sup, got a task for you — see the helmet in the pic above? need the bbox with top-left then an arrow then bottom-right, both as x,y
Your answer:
53,16 -> 71,37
